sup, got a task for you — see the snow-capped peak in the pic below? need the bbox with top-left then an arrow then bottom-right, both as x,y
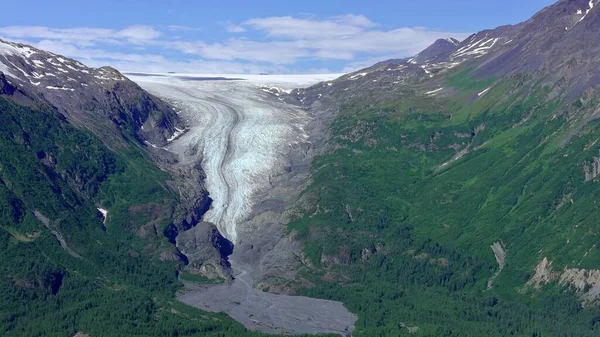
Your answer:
0,38 -> 128,93
445,38 -> 459,46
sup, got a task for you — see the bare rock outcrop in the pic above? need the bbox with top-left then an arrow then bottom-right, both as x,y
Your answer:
584,153 -> 600,181
176,222 -> 233,281
527,256 -> 600,304
487,242 -> 506,289
528,257 -> 559,289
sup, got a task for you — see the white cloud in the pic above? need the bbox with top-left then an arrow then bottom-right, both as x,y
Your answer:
0,15 -> 471,74
0,25 -> 159,46
99,58 -> 287,74
243,14 -> 374,39
221,21 -> 247,33
169,39 -> 308,64
34,39 -> 166,63
116,25 -> 161,43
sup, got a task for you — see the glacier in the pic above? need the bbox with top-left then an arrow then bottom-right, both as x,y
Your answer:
128,73 -> 338,243
128,73 -> 357,336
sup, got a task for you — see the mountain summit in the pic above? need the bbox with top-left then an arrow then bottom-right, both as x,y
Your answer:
0,39 -> 184,147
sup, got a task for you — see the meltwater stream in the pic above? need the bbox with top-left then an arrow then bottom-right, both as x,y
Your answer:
129,74 -> 356,336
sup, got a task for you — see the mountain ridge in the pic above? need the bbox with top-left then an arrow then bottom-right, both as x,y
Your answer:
0,38 -> 185,148
247,0 -> 600,335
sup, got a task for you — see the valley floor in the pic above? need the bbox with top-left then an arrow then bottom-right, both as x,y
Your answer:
179,261 -> 356,336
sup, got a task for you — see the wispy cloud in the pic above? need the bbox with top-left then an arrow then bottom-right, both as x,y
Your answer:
0,25 -> 160,46
221,21 -> 247,33
0,15 -> 470,74
168,39 -> 308,64
117,25 -> 161,43
243,14 -> 375,39
167,25 -> 202,32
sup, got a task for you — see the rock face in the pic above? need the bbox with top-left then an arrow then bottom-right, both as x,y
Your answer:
0,39 -> 185,148
176,222 -> 233,280
487,242 -> 507,289
411,38 -> 460,64
0,39 -> 214,271
584,153 -> 600,181
527,257 -> 600,304
0,73 -> 15,95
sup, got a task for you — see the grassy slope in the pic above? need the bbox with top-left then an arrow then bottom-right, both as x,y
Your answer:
0,97 -> 279,337
289,68 -> 600,336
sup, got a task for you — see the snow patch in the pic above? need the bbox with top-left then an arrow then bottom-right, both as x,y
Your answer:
65,64 -> 81,72
97,208 -> 108,224
348,72 -> 368,79
167,127 -> 186,142
580,0 -> 595,21
47,58 -> 62,67
445,38 -> 459,46
452,36 -> 499,59
425,87 -> 443,95
261,86 -> 292,96
7,61 -> 30,78
46,86 -> 74,91
478,87 -> 492,96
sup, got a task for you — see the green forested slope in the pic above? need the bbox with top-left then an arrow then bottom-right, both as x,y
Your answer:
0,97 -> 270,337
290,69 -> 600,336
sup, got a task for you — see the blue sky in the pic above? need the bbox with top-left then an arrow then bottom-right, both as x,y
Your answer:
0,0 -> 556,73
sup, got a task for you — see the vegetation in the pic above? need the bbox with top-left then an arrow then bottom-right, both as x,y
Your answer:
289,70 -> 600,336
0,97 -> 273,337
179,272 -> 225,284
4,54 -> 600,337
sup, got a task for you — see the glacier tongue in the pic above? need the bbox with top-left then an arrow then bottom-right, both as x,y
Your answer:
128,75 -> 310,243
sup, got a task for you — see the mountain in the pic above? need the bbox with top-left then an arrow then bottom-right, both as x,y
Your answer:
253,0 -> 600,335
0,39 -> 184,147
7,0 -> 600,336
0,41 -> 257,336
410,38 -> 459,64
